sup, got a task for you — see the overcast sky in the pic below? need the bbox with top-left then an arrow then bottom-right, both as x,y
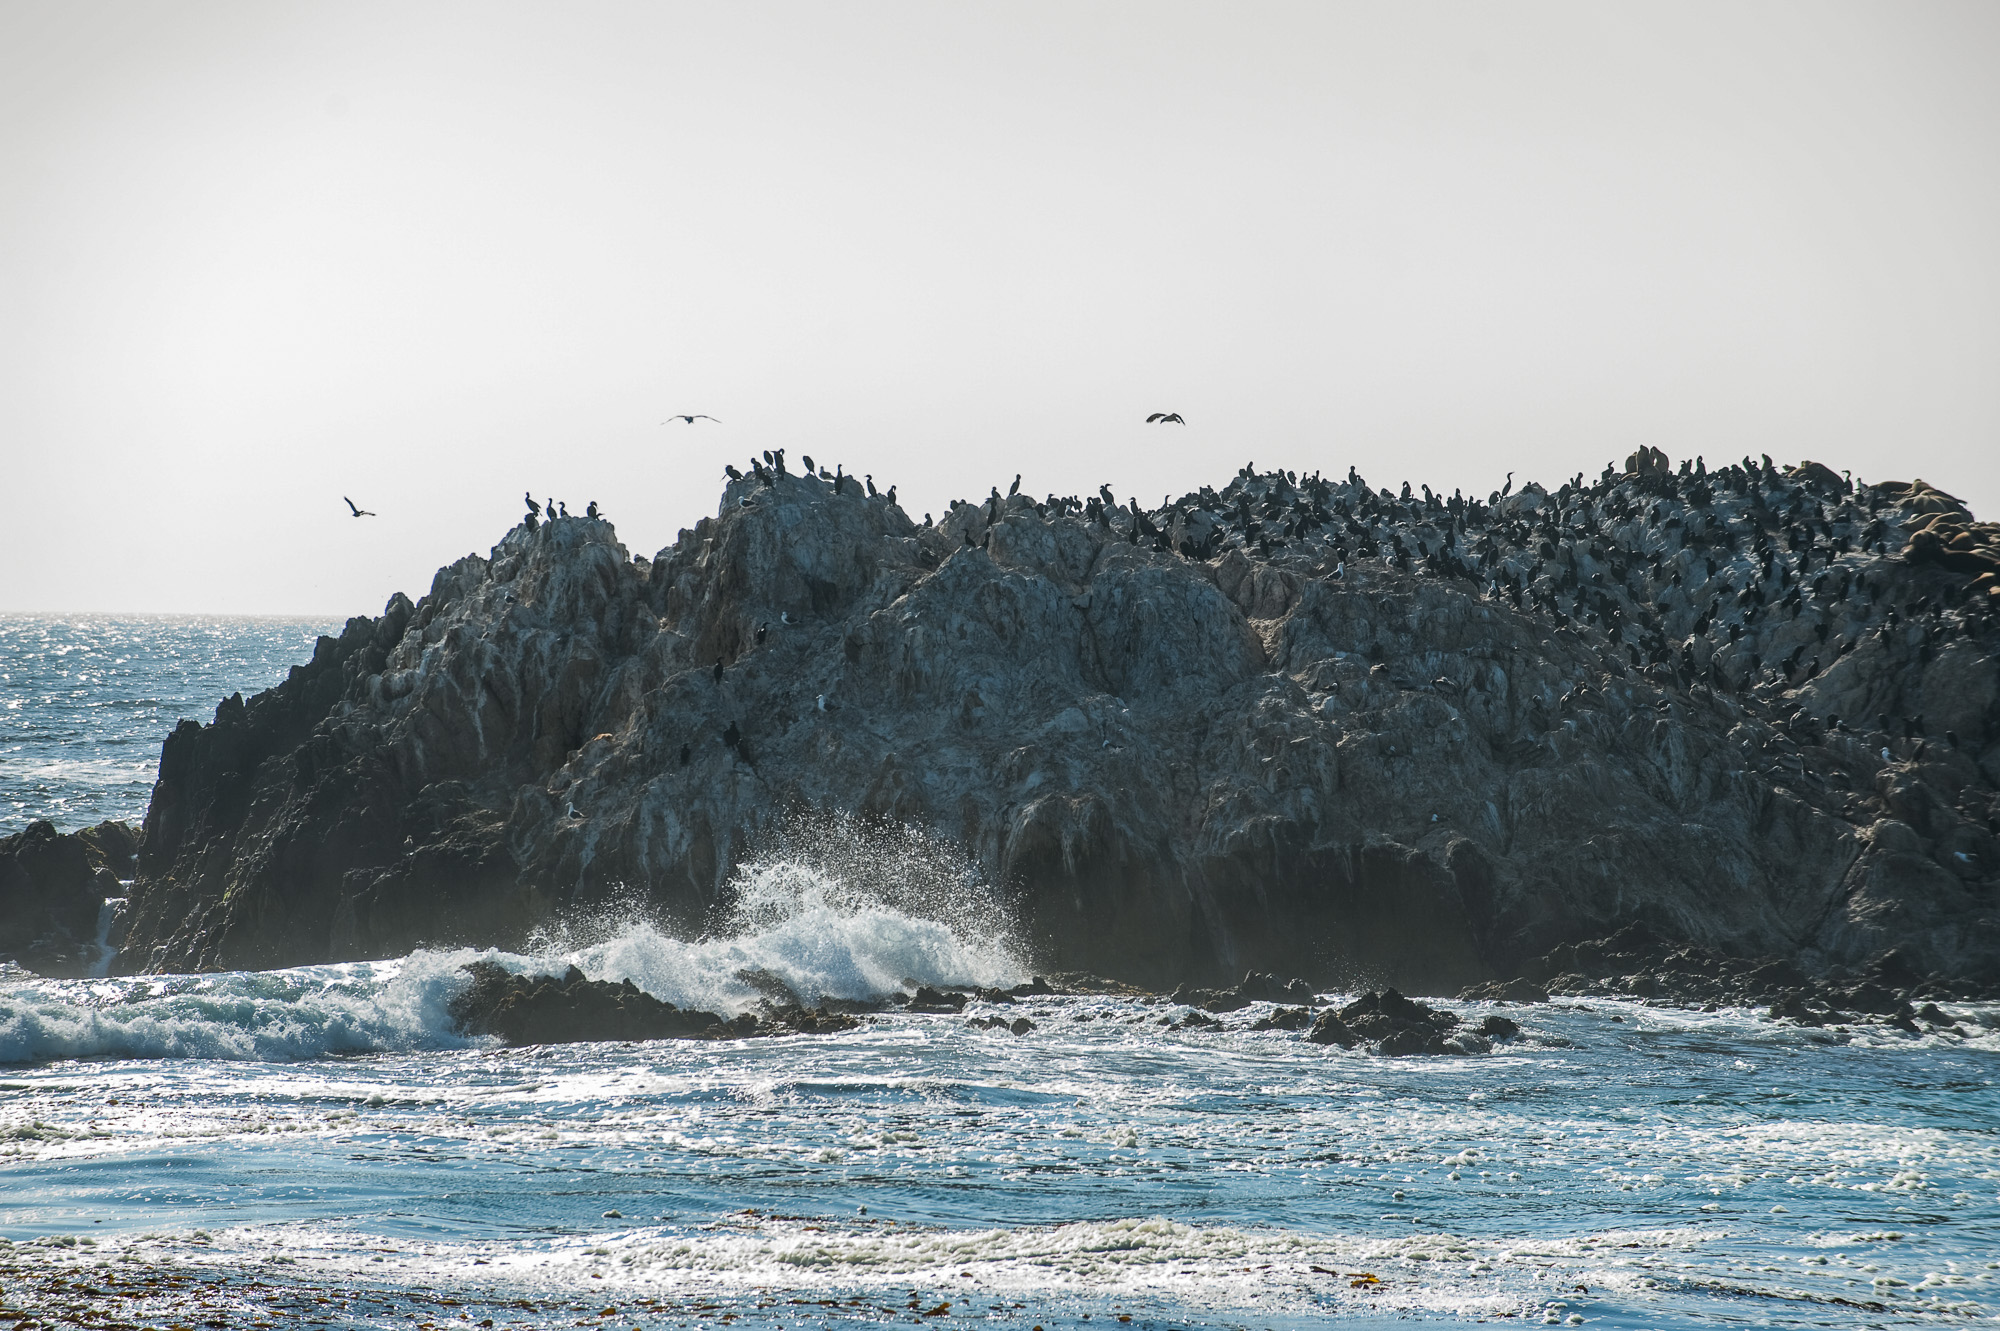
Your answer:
3,1 -> 1995,615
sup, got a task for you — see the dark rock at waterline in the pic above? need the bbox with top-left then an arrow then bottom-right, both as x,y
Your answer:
1176,970 -> 1318,1012
1331,989 -> 1504,1056
0,819 -> 136,977
448,961 -> 859,1047
1306,1010 -> 1359,1047
965,1015 -> 1036,1035
901,986 -> 969,1012
1508,923 -> 2000,1017
1457,977 -> 1551,1004
1248,1005 -> 1315,1031
113,460 -> 2000,988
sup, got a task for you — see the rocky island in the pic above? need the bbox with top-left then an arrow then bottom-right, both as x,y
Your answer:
98,452 -> 2000,997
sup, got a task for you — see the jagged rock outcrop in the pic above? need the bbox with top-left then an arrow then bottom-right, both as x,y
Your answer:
118,453 -> 2000,990
0,819 -> 136,976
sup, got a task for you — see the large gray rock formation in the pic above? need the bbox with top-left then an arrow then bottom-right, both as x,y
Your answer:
118,457 -> 2000,989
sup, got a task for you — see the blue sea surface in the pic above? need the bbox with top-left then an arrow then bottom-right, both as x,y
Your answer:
0,614 -> 339,831
0,616 -> 1996,1330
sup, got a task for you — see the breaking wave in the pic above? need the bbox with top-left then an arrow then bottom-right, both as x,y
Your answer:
0,815 -> 1021,1064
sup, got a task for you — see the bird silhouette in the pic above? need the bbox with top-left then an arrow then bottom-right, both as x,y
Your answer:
344,497 -> 376,518
1146,413 -> 1186,425
663,415 -> 719,424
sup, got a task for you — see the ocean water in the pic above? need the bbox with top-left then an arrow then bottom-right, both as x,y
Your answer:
2,616 -> 1998,1330
0,614 -> 339,830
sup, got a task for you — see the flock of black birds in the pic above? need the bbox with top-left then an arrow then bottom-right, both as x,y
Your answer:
698,443 -> 1993,737
519,493 -> 603,531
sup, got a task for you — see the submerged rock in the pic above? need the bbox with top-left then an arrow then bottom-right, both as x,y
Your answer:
113,457 -> 2000,992
447,961 -> 858,1047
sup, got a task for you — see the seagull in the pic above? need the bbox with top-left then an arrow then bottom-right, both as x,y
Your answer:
663,415 -> 720,424
1146,413 -> 1186,425
344,497 -> 376,518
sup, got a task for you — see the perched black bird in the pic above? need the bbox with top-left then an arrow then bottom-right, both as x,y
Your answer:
866,474 -> 877,497
1145,413 -> 1186,425
524,492 -> 540,517
343,497 -> 376,518
663,415 -> 719,424
755,622 -> 768,645
1009,474 -> 1021,497
723,721 -> 742,749
724,464 -> 743,480
801,454 -> 815,474
586,501 -> 601,519
678,743 -> 691,766
712,657 -> 724,684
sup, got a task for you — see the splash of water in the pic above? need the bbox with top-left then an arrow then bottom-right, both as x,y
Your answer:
0,814 -> 1023,1063
564,813 -> 1024,1012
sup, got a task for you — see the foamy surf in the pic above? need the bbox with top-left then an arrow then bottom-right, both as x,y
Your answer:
0,836 -> 1021,1064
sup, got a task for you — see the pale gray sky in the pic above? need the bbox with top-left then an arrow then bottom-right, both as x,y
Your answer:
3,1 -> 1995,614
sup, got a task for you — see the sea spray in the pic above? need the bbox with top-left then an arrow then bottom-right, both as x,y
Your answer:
0,816 -> 1023,1064
561,812 -> 1024,1012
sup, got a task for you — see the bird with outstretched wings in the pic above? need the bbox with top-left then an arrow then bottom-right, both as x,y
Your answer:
663,415 -> 720,424
344,497 -> 376,517
1146,413 -> 1186,425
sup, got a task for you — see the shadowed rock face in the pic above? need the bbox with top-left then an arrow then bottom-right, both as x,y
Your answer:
117,459 -> 2000,989
1,819 -> 136,976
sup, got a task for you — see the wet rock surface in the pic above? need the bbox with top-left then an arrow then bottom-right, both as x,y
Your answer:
449,961 -> 859,1047
0,819 -> 136,976
116,454 -> 2000,992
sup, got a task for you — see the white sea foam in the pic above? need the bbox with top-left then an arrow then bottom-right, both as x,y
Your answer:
0,954 -> 478,1065
0,820 -> 1021,1064
564,859 -> 1021,1014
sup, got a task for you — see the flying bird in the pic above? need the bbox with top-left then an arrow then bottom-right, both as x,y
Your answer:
344,497 -> 376,518
1146,413 -> 1186,425
663,415 -> 720,424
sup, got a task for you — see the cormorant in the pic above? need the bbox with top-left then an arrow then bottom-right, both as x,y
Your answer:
725,465 -> 743,481
678,743 -> 691,765
586,501 -> 600,519
723,721 -> 742,749
524,492 -> 540,516
801,454 -> 815,474
1009,474 -> 1021,497
344,497 -> 376,518
558,502 -> 569,518
1145,413 -> 1186,425
664,415 -> 719,424
712,657 -> 724,684
755,622 -> 768,645
866,475 -> 877,497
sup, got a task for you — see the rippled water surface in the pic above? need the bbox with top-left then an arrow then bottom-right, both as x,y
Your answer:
2,619 -> 1997,1330
0,614 -> 338,829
